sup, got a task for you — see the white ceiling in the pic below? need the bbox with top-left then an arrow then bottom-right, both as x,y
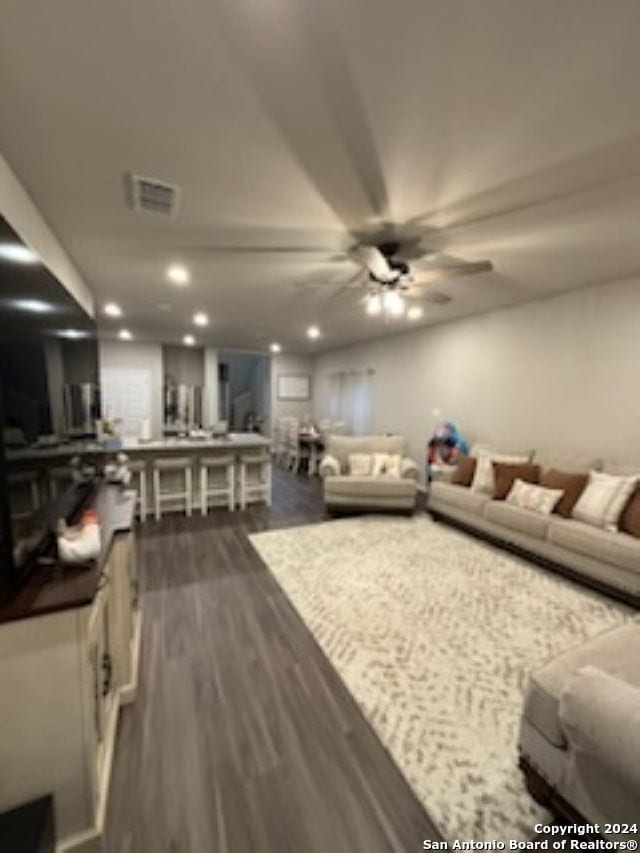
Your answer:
1,0 -> 640,354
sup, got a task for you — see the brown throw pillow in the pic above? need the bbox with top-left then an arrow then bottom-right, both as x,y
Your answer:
451,455 -> 476,487
619,486 -> 640,538
540,469 -> 589,518
492,462 -> 540,500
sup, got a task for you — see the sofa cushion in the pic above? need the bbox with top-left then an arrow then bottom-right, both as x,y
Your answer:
484,501 -> 552,540
540,469 -> 589,518
572,470 -> 638,532
348,453 -> 372,476
324,475 -> 416,499
493,461 -> 540,500
548,518 -> 640,574
620,487 -> 640,539
506,480 -> 564,515
430,481 -> 489,514
523,622 -> 640,748
451,455 -> 476,487
471,450 -> 530,495
326,435 -> 407,472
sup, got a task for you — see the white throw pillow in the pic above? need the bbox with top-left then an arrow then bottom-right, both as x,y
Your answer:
348,453 -> 372,477
370,453 -> 402,478
572,470 -> 638,531
506,479 -> 564,515
385,454 -> 402,479
471,450 -> 529,495
371,452 -> 388,477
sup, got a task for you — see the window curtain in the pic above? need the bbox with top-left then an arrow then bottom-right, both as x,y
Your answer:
327,369 -> 374,434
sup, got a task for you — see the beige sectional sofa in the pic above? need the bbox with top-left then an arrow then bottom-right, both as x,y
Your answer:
519,621 -> 640,834
319,434 -> 418,512
427,447 -> 640,605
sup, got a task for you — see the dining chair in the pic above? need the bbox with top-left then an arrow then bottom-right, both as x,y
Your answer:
274,418 -> 291,467
286,418 -> 310,474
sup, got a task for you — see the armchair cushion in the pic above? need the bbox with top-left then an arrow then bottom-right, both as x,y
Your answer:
324,476 -> 416,500
559,666 -> 640,791
319,454 -> 341,478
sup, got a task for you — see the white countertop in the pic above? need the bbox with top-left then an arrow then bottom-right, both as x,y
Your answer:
7,433 -> 271,462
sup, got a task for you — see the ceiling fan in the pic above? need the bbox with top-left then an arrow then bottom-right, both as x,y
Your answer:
161,213 -> 493,318
329,239 -> 493,318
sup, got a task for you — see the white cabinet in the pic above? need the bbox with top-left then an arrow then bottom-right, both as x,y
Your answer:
0,490 -> 141,852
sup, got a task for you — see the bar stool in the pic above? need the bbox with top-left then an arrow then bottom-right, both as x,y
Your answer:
152,457 -> 192,521
199,455 -> 235,515
8,470 -> 41,516
237,452 -> 272,510
48,466 -> 72,499
127,459 -> 148,521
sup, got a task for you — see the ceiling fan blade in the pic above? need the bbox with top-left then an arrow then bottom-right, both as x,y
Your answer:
200,245 -> 350,258
399,284 -> 453,305
411,259 -> 493,285
394,236 -> 437,261
293,268 -> 365,291
342,269 -> 367,288
352,245 -> 395,282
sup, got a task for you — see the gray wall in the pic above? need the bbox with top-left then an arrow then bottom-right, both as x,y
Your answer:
270,353 -> 314,431
313,278 -> 640,480
98,339 -> 164,438
162,345 -> 205,387
61,339 -> 99,385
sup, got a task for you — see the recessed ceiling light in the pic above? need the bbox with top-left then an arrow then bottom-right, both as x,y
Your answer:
382,290 -> 405,317
13,299 -> 53,314
118,328 -> 132,340
58,329 -> 88,340
407,305 -> 424,321
183,334 -> 195,346
269,342 -> 282,353
193,311 -> 209,327
365,293 -> 382,316
104,302 -> 122,318
0,244 -> 39,264
167,264 -> 190,285
307,325 -> 321,340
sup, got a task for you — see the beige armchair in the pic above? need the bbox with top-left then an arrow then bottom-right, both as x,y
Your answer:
319,434 -> 419,513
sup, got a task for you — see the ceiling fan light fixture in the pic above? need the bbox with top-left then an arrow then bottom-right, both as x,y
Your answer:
383,289 -> 405,317
366,292 -> 382,316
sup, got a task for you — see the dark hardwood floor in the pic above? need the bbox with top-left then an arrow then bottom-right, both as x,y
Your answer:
106,468 -> 440,853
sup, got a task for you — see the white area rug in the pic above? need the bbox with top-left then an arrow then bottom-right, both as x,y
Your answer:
250,515 -> 631,841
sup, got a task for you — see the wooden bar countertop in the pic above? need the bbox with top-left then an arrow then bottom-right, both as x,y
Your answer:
0,484 -> 136,625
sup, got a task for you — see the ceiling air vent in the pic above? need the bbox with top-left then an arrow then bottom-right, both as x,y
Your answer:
423,290 -> 452,306
128,173 -> 181,217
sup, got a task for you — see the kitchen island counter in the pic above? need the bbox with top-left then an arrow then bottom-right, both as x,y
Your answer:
8,432 -> 270,462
